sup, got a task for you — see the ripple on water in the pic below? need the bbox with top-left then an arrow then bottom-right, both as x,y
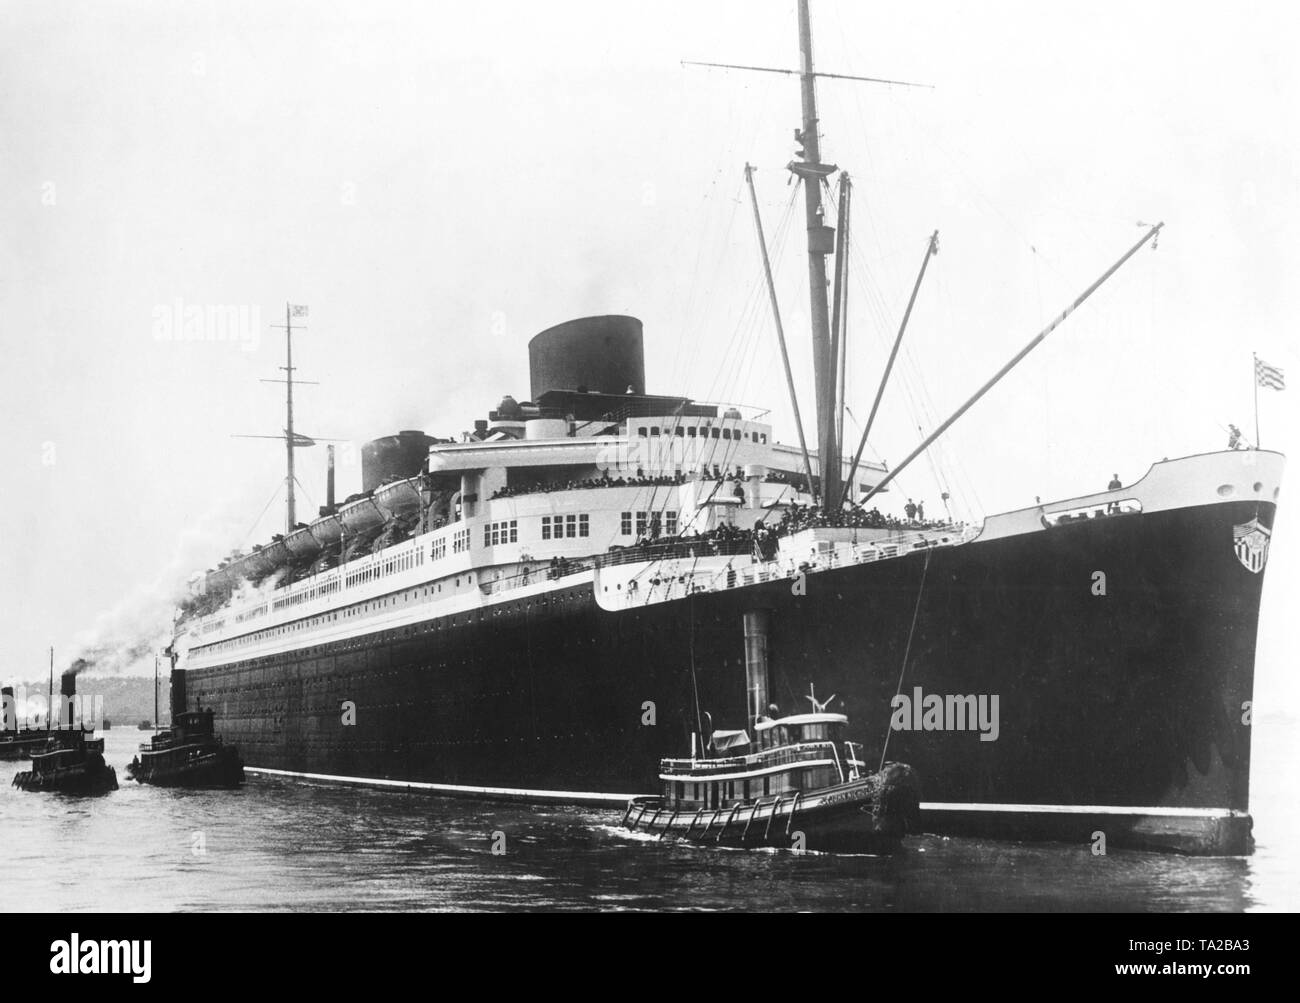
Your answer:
3,726 -> 1297,911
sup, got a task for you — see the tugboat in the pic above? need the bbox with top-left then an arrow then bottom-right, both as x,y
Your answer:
1,691 -> 53,759
9,662 -> 111,791
622,700 -> 919,854
13,731 -> 118,794
2,657 -> 100,760
623,608 -> 921,855
127,709 -> 245,788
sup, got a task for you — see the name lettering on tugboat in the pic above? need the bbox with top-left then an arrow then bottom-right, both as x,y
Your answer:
889,687 -> 999,742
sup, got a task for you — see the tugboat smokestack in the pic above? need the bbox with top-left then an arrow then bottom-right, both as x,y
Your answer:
743,610 -> 771,733
60,671 -> 76,729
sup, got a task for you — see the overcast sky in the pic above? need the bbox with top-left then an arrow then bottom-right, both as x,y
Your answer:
1,1 -> 1296,711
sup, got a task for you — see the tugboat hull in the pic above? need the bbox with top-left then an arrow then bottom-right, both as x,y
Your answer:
127,746 -> 245,788
624,763 -> 921,855
13,751 -> 118,794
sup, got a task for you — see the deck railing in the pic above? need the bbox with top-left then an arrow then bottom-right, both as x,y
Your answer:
660,741 -> 840,776
608,523 -> 977,607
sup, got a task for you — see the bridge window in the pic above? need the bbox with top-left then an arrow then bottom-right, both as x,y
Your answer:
484,520 -> 518,546
620,512 -> 632,535
687,427 -> 697,438
674,427 -> 685,437
637,427 -> 648,437
650,426 -> 661,436
666,510 -> 678,535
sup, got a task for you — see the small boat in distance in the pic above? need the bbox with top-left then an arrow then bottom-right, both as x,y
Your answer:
13,732 -> 118,794
622,686 -> 920,854
127,709 -> 245,788
137,720 -> 152,730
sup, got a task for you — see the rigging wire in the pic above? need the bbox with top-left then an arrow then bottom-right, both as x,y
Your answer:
242,481 -> 286,548
878,547 -> 931,772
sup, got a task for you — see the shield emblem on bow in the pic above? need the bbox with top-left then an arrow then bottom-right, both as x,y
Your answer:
1233,518 -> 1271,574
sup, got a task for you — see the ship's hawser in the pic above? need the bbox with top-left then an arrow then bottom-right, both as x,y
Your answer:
171,314 -> 1282,856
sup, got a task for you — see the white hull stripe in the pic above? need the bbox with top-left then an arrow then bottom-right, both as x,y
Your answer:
920,801 -> 1246,819
245,766 -> 635,803
246,767 -> 1245,819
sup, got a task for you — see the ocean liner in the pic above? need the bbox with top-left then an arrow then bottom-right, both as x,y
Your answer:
168,1 -> 1282,855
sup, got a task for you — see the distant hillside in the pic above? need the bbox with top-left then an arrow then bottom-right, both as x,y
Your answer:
8,675 -> 170,728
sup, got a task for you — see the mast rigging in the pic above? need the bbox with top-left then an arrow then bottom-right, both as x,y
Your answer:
861,223 -> 1165,508
744,163 -> 818,505
842,230 -> 939,508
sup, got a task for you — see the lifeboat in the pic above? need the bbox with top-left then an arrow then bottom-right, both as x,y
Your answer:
373,476 -> 425,520
339,496 -> 385,534
284,526 -> 321,559
308,513 -> 343,547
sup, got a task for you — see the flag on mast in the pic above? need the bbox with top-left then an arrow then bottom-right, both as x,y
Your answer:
289,304 -> 309,318
1255,357 -> 1285,390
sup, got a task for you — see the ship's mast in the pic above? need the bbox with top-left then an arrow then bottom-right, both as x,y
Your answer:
793,0 -> 841,513
284,302 -> 297,534
236,305 -> 343,538
685,2 -> 929,512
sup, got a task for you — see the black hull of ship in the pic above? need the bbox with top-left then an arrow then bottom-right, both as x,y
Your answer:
180,498 -> 1273,855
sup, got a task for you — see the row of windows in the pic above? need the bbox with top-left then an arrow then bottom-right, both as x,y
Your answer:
201,574 -> 481,656
620,510 -> 677,536
272,576 -> 343,612
343,547 -> 423,590
197,573 -> 601,663
637,425 -> 768,443
676,776 -> 775,805
542,514 -> 590,539
483,520 -> 519,547
208,507 -> 607,639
